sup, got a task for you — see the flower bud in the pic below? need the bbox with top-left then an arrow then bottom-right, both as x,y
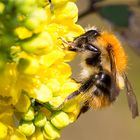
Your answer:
54,2 -> 78,23
40,50 -> 65,67
34,84 -> 53,103
15,0 -> 35,14
17,57 -> 39,75
14,27 -> 32,39
15,92 -> 31,112
18,121 -> 35,137
62,100 -> 80,113
21,32 -> 53,53
46,78 -> 60,93
51,0 -> 76,6
0,2 -> 5,14
49,96 -> 64,108
43,121 -> 60,140
23,107 -> 34,121
34,112 -> 46,127
29,128 -> 44,140
51,111 -> 70,129
59,79 -> 79,98
24,8 -> 46,30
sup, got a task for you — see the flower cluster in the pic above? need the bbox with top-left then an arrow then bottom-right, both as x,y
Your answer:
0,0 -> 84,139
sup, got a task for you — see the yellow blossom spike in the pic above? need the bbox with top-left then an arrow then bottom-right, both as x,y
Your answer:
0,0 -> 84,139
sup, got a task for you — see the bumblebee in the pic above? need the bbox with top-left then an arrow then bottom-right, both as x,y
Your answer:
60,27 -> 139,118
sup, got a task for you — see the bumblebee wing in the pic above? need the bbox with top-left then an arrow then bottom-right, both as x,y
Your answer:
107,45 -> 120,101
123,73 -> 139,118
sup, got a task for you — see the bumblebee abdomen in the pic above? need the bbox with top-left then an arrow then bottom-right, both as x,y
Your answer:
94,72 -> 111,97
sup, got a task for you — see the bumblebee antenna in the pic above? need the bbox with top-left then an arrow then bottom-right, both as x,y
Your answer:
58,37 -> 76,49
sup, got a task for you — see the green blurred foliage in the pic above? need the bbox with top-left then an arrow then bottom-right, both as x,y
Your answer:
99,4 -> 131,27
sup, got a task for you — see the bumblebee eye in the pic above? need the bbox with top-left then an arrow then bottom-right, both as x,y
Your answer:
85,44 -> 100,53
91,30 -> 100,36
85,30 -> 100,37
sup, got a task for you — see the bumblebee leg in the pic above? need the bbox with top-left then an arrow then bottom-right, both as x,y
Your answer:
77,101 -> 90,119
71,77 -> 82,83
55,76 -> 96,110
67,76 -> 95,100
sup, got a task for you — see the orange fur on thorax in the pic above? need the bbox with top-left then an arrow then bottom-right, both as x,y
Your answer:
99,32 -> 127,73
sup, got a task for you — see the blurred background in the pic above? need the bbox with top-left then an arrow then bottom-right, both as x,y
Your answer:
61,0 -> 140,140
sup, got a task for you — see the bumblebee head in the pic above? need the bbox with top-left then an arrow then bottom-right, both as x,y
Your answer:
68,30 -> 101,53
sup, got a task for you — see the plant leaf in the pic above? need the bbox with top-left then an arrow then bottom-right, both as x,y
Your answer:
98,4 -> 131,27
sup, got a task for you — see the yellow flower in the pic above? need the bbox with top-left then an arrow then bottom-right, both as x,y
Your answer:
43,121 -> 60,140
0,122 -> 8,139
51,111 -> 70,129
28,128 -> 44,140
9,130 -> 27,140
14,27 -> 33,39
0,0 -> 84,139
18,121 -> 35,137
53,2 -> 78,23
0,2 -> 5,14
